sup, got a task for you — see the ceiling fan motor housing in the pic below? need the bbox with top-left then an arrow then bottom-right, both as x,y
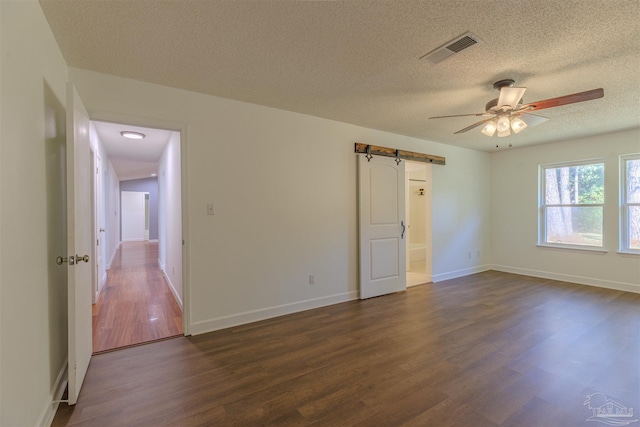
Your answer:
493,79 -> 516,90
486,79 -> 521,112
485,98 -> 499,112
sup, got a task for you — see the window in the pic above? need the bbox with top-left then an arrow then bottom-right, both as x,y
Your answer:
621,154 -> 640,253
539,160 -> 605,249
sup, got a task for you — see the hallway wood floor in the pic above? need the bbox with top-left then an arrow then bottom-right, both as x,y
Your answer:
55,271 -> 639,426
92,241 -> 183,353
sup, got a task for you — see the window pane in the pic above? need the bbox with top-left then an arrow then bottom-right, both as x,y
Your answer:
629,206 -> 640,250
545,164 -> 604,205
545,206 -> 603,246
627,159 -> 640,203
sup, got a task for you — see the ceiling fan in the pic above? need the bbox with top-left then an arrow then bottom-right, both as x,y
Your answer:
429,79 -> 604,146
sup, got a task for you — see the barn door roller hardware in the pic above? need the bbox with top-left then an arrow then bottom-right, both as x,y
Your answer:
354,143 -> 446,165
365,144 -> 373,162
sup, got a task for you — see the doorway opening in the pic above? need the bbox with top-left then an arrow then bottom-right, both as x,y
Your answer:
405,161 -> 432,287
89,120 -> 184,353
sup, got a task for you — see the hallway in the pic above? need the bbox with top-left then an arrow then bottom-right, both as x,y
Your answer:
92,241 -> 183,353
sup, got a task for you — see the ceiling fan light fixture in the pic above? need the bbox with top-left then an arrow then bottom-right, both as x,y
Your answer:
510,117 -> 527,134
481,120 -> 497,136
120,131 -> 145,140
496,115 -> 510,133
497,129 -> 510,137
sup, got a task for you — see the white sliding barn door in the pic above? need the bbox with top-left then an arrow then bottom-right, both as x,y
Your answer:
358,154 -> 406,299
66,84 -> 93,405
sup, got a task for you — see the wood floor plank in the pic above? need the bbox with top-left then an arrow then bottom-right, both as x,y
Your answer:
92,241 -> 183,353
53,271 -> 639,426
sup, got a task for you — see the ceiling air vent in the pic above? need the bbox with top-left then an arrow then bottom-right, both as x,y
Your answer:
420,32 -> 483,64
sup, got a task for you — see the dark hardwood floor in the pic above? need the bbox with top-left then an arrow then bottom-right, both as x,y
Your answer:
55,271 -> 639,426
93,241 -> 183,353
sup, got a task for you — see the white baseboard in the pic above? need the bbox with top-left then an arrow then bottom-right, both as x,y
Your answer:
148,239 -> 158,243
98,271 -> 107,293
122,238 -> 145,242
491,264 -> 640,294
190,291 -> 358,335
162,268 -> 183,308
106,242 -> 120,269
432,264 -> 491,283
36,359 -> 67,427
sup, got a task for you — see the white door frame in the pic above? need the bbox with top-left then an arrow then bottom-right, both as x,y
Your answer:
404,161 -> 433,284
405,170 -> 411,271
86,111 -> 191,336
90,149 -> 97,303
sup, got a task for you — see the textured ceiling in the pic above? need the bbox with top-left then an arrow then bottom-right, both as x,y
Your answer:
40,0 -> 640,152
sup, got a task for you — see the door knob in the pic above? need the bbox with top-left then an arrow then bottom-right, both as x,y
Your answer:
76,254 -> 90,263
99,228 -> 105,232
56,256 -> 75,265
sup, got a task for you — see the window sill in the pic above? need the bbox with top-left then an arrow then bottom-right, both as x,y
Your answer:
536,244 -> 608,254
617,250 -> 640,257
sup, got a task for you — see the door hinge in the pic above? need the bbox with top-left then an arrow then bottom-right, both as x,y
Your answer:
97,239 -> 99,246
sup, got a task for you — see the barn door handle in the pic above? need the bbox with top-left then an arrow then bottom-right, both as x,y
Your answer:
401,221 -> 405,239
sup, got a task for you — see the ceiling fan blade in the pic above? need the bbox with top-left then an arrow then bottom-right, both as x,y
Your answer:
498,87 -> 527,108
453,118 -> 494,134
517,112 -> 549,127
525,88 -> 604,111
429,112 -> 488,119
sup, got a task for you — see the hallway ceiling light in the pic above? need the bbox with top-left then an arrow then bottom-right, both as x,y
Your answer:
120,131 -> 146,140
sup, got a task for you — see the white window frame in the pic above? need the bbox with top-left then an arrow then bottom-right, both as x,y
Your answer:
620,154 -> 640,255
538,159 -> 606,251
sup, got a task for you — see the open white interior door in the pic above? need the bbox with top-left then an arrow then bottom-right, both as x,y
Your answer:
358,154 -> 406,299
66,83 -> 93,405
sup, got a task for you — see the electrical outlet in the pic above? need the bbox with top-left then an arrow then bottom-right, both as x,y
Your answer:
468,252 -> 472,259
207,203 -> 215,215
309,275 -> 315,285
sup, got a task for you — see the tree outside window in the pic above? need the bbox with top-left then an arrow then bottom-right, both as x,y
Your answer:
540,161 -> 604,248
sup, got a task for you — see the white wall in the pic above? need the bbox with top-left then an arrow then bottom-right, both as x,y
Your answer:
0,1 -> 69,426
158,131 -> 183,306
68,67 -> 492,334
491,128 -> 640,292
432,145 -> 492,281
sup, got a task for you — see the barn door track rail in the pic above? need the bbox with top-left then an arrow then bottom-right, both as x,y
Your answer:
354,143 -> 445,165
